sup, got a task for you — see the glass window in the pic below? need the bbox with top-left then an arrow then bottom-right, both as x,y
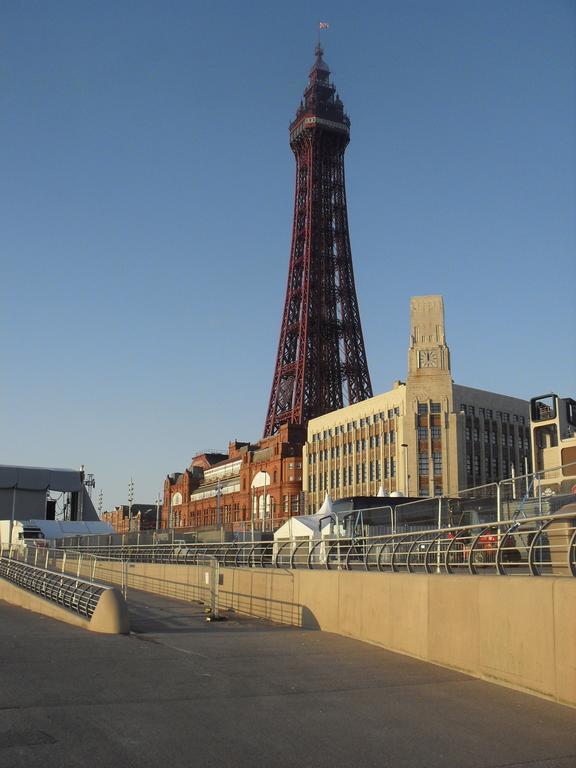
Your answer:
418,454 -> 429,475
390,457 -> 396,477
376,460 -> 381,480
388,409 -> 394,419
431,426 -> 441,440
394,407 -> 400,416
418,403 -> 428,415
433,452 -> 442,474
430,403 -> 441,414
486,409 -> 493,418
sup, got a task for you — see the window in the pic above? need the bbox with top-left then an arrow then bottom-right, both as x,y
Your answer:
360,418 -> 366,427
465,426 -> 471,441
335,446 -> 340,458
362,463 -> 367,482
391,457 -> 396,477
376,460 -> 381,480
418,427 -> 428,440
484,431 -> 489,444
467,405 -> 475,416
431,426 -> 441,440
433,453 -> 442,475
335,469 -> 340,487
390,431 -> 396,444
356,464 -> 361,483
356,440 -> 361,452
348,466 -> 353,485
479,407 -> 485,417
491,432 -> 496,444
418,403 -> 428,415
384,458 -> 389,478
501,434 -> 506,446
394,407 -> 400,416
388,409 -> 394,419
502,412 -> 510,422
508,434 -> 514,447
418,454 -> 429,475
362,439 -> 367,450
486,409 -> 493,418
466,455 -> 472,474
430,403 -> 441,414
473,428 -> 479,442
473,455 -> 480,474
519,416 -> 525,425
460,404 -> 467,413
330,470 -> 335,488
491,457 -> 498,475
335,425 -> 340,435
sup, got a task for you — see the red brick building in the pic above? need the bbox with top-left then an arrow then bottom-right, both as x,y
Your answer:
162,424 -> 306,532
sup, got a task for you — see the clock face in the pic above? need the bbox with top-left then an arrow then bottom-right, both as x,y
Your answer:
419,350 -> 438,368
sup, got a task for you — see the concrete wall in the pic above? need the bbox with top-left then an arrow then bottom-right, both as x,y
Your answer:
86,560 -> 576,708
0,575 -> 129,634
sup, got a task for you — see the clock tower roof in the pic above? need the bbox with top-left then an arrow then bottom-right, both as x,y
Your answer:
407,295 -> 451,380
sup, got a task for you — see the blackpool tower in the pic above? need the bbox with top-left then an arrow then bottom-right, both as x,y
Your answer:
264,45 -> 373,437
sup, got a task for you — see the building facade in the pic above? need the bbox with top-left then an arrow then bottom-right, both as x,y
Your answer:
303,296 -> 532,512
162,424 -> 306,531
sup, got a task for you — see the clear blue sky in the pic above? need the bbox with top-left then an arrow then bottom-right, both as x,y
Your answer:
2,1 -> 575,510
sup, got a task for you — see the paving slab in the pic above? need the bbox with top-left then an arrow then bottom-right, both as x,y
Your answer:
0,590 -> 574,768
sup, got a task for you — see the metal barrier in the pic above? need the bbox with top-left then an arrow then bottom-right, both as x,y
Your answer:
0,556 -> 109,619
53,511 -> 576,577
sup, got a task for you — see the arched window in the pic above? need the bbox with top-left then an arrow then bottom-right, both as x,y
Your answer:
172,492 -> 182,506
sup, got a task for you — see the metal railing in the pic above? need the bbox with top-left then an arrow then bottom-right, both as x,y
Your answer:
52,510 -> 576,577
0,555 -> 110,619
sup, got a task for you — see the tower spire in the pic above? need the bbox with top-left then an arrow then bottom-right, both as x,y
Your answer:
264,47 -> 373,437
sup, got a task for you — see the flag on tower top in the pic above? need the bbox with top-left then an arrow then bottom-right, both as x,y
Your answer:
319,22 -> 330,29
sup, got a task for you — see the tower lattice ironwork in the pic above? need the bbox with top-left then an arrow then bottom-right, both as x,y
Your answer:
264,44 -> 373,437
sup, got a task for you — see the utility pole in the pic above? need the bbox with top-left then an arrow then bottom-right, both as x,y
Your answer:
128,478 -> 134,533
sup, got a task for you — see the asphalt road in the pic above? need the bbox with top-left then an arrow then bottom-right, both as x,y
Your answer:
0,590 -> 575,768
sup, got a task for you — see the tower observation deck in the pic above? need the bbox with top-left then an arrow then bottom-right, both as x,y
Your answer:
264,44 -> 373,437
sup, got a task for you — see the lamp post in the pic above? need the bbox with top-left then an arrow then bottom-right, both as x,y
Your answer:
155,493 -> 161,531
128,478 -> 134,533
401,444 -> 409,496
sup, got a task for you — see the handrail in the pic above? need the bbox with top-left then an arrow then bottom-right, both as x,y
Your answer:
0,556 -> 110,619
51,510 -> 576,576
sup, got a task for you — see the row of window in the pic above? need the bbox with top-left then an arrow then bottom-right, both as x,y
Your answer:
310,458 -> 397,492
465,455 -> 529,479
309,432 -> 398,462
311,408 -> 401,441
418,453 -> 442,476
460,404 -> 526,424
465,426 -> 529,450
417,402 -> 442,415
417,426 -> 442,440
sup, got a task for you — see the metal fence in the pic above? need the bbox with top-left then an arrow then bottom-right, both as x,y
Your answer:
0,555 -> 110,619
50,510 -> 576,577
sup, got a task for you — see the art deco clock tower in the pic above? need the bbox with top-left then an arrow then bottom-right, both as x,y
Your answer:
407,295 -> 451,380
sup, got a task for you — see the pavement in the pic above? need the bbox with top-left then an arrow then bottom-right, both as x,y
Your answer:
0,589 -> 575,768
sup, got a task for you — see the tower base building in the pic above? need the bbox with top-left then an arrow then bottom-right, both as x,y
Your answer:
303,296 -> 532,511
